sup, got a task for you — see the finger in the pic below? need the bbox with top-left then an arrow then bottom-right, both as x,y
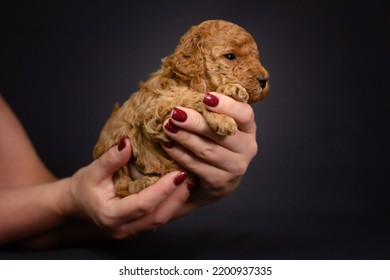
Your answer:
90,137 -> 132,182
163,120 -> 242,171
170,106 -> 226,143
204,92 -> 257,134
111,171 -> 188,219
120,180 -> 190,234
167,107 -> 257,154
162,142 -> 244,186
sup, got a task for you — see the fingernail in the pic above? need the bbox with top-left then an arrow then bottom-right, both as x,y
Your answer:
203,93 -> 219,107
118,137 -> 127,151
172,107 -> 187,122
174,171 -> 188,186
187,182 -> 196,191
162,141 -> 174,149
164,119 -> 180,133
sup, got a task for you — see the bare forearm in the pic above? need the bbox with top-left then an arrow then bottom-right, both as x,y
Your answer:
0,178 -> 71,245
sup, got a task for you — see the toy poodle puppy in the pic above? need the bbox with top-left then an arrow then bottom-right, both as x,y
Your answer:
93,19 -> 269,197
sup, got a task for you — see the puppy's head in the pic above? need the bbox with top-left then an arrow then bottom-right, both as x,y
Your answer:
166,20 -> 269,102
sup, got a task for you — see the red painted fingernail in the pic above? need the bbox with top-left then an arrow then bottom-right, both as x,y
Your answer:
172,107 -> 187,122
174,171 -> 188,186
187,182 -> 196,191
162,141 -> 174,148
203,93 -> 219,107
118,137 -> 127,151
164,119 -> 180,133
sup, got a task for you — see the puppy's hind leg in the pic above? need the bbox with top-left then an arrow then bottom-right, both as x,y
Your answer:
115,174 -> 160,197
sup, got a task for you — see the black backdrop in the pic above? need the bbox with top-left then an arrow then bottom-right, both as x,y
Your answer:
0,0 -> 388,259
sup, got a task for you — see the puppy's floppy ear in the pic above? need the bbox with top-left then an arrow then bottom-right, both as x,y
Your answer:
167,26 -> 205,79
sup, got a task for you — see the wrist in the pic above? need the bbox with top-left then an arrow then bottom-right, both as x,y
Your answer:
53,177 -> 77,219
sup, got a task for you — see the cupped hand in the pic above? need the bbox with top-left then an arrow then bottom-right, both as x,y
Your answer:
65,138 -> 191,239
162,92 -> 258,206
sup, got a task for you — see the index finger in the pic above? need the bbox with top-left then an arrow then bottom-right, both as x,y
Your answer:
204,92 -> 257,133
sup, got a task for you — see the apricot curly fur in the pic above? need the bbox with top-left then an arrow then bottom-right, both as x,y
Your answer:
93,20 -> 270,197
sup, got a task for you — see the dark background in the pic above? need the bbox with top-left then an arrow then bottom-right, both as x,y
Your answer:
0,0 -> 388,259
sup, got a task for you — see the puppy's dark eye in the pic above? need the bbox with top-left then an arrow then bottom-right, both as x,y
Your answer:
224,53 -> 236,60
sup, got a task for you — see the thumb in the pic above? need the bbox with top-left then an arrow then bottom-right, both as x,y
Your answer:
91,137 -> 132,182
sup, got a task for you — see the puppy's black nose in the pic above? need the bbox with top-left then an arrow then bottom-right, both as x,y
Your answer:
257,76 -> 268,89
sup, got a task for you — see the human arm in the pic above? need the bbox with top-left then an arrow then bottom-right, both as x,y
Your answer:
0,138 -> 190,246
0,91 -> 258,247
0,96 -> 190,247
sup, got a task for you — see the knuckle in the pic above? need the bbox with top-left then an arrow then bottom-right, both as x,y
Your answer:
248,140 -> 258,159
207,183 -> 230,198
241,105 -> 255,124
171,148 -> 200,172
204,172 -> 241,198
151,213 -> 170,228
97,213 -> 119,229
231,161 -> 248,177
207,176 -> 228,192
182,155 -> 200,172
198,142 -> 217,160
173,149 -> 189,166
159,184 -> 175,199
136,198 -> 155,215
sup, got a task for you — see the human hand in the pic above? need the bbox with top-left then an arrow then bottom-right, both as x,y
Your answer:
162,92 -> 258,208
65,138 -> 191,239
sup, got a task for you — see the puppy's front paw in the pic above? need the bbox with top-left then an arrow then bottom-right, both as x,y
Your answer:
215,115 -> 237,136
205,111 -> 237,136
217,84 -> 249,103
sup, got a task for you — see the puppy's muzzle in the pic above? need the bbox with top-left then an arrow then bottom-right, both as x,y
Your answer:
257,75 -> 268,89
